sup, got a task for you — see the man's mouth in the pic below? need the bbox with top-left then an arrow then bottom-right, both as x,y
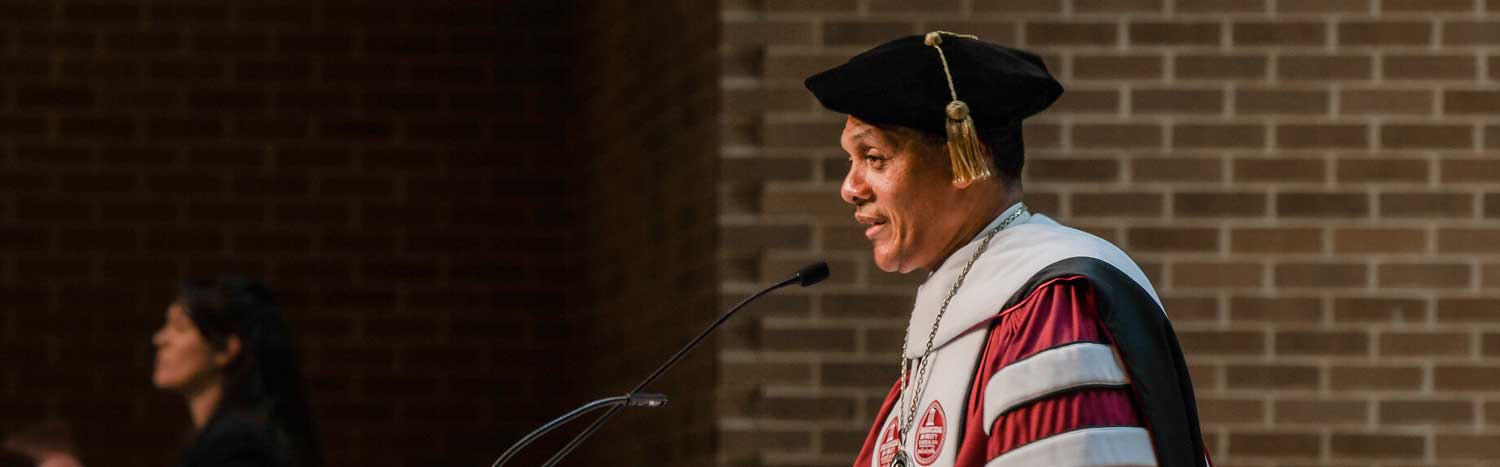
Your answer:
856,214 -> 888,239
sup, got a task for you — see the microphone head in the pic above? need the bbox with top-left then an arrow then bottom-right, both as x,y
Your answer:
794,262 -> 831,287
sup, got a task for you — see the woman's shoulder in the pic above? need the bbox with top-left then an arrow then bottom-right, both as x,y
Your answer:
183,413 -> 288,467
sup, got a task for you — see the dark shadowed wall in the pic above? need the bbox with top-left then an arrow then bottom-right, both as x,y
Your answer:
0,1 -> 718,466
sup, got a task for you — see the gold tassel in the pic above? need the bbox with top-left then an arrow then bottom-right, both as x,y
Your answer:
925,31 -> 992,185
944,100 -> 992,184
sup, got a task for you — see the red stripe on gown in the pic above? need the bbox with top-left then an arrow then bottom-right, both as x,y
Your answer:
988,387 -> 1142,455
952,276 -> 1149,466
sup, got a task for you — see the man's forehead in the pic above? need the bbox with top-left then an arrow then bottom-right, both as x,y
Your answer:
841,116 -> 881,144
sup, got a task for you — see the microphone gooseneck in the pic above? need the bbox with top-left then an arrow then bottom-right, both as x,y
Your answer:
493,262 -> 832,467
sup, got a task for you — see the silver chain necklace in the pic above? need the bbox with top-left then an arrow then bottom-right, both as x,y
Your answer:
893,204 -> 1027,467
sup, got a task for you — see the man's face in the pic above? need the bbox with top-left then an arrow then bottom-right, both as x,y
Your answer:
839,116 -> 964,273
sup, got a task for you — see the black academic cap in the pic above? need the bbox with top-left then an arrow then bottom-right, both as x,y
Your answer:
805,33 -> 1063,184
804,33 -> 1063,138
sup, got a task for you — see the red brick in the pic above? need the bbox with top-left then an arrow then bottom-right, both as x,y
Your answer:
1336,158 -> 1427,183
1173,262 -> 1263,288
1161,295 -> 1218,322
1129,227 -> 1219,252
1180,330 -> 1265,356
1334,228 -> 1426,254
867,0 -> 961,12
1228,364 -> 1320,389
1374,399 -> 1470,426
1379,263 -> 1471,289
1278,54 -> 1373,81
823,21 -> 917,46
1072,124 -> 1163,148
1071,192 -> 1165,218
764,0 -> 857,11
1231,227 -> 1322,253
974,0 -> 1064,12
1176,54 -> 1268,80
1379,192 -> 1474,218
1130,22 -> 1220,46
1025,123 -> 1062,148
1444,90 -> 1500,115
1026,22 -> 1118,46
1438,228 -> 1500,253
1277,330 -> 1369,356
1275,400 -> 1368,424
1380,333 -> 1471,357
1132,157 -> 1223,182
1279,0 -> 1371,12
1336,297 -> 1427,323
1179,0 -> 1268,11
1177,192 -> 1267,217
1437,298 -> 1500,323
1435,365 -> 1500,390
1237,89 -> 1329,115
1131,89 -> 1223,114
1050,89 -> 1121,114
1436,434 -> 1500,460
1233,22 -> 1328,46
1341,89 -> 1433,115
1027,158 -> 1121,182
1073,55 -> 1164,80
1231,296 -> 1323,322
1228,432 -> 1321,457
1338,21 -> 1431,46
1383,0 -> 1475,11
1384,54 -> 1478,80
1444,21 -> 1500,45
1197,397 -> 1264,423
1277,124 -> 1369,149
1331,433 -> 1425,458
1175,124 -> 1266,148
1278,192 -> 1370,218
1276,262 -> 1368,288
1075,0 -> 1164,12
1331,365 -> 1422,390
1234,158 -> 1325,183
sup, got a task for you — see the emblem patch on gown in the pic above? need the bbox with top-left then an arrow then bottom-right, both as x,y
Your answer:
914,401 -> 946,465
877,417 -> 901,467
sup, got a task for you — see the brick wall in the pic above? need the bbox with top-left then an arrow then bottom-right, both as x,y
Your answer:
572,1 -> 721,466
720,0 -> 1500,465
0,2 -> 720,467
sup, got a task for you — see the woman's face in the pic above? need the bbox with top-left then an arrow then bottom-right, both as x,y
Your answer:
150,303 -> 232,393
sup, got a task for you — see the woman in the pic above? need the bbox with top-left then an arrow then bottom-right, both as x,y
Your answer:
7,278 -> 322,467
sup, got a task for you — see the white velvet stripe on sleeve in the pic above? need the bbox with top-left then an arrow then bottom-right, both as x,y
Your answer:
984,426 -> 1158,467
982,342 -> 1131,430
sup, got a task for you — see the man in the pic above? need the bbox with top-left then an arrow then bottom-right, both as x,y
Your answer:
805,33 -> 1209,467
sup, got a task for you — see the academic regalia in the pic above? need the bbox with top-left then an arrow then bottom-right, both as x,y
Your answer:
850,204 -> 1209,467
804,33 -> 1210,467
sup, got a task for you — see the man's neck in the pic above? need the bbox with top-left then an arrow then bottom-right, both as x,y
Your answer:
922,188 -> 1023,272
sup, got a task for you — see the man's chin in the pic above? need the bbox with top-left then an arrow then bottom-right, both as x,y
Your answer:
871,250 -> 905,273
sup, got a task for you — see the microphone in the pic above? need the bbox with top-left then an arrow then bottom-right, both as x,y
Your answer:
491,262 -> 831,467
794,261 -> 830,287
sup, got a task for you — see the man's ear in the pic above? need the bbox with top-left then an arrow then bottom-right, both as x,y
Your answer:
214,336 -> 242,368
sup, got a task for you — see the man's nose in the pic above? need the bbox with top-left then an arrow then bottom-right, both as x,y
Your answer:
841,166 -> 871,206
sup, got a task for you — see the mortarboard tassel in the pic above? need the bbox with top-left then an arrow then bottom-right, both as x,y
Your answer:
925,32 -> 994,185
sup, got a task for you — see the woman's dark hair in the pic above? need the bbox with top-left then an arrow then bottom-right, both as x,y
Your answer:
179,277 -> 322,467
